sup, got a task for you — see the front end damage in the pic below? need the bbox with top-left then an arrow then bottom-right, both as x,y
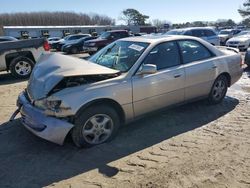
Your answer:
16,91 -> 74,145
11,53 -> 121,145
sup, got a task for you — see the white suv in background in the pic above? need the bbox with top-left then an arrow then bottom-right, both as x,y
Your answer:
166,27 -> 220,46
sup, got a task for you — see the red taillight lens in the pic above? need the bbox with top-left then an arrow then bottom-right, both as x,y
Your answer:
43,40 -> 50,51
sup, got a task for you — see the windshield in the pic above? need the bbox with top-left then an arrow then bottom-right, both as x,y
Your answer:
219,30 -> 232,35
99,32 -> 111,39
166,30 -> 185,35
88,41 -> 149,72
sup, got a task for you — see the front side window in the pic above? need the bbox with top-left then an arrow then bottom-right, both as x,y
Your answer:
192,30 -> 205,37
100,32 -> 111,39
143,42 -> 181,70
178,40 -> 212,64
70,35 -> 84,40
205,29 -> 216,37
88,41 -> 149,72
112,32 -> 121,39
219,30 -> 232,35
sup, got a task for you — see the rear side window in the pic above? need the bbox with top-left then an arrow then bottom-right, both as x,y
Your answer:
183,30 -> 192,36
178,40 -> 212,64
205,29 -> 216,37
143,41 -> 181,70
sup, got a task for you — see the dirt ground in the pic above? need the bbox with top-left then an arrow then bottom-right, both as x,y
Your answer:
0,62 -> 250,188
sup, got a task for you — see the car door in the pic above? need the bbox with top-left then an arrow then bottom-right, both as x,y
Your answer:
177,40 -> 217,100
132,41 -> 185,117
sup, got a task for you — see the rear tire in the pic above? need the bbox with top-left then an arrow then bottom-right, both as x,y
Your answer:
9,56 -> 34,79
71,105 -> 120,148
208,75 -> 228,105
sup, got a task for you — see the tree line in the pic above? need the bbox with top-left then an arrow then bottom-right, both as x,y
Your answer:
0,11 -> 115,35
1,1 -> 250,36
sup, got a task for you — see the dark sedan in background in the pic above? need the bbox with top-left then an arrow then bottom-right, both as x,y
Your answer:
51,34 -> 91,51
61,36 -> 97,54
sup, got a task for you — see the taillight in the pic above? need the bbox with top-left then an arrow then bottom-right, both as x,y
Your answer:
43,40 -> 50,51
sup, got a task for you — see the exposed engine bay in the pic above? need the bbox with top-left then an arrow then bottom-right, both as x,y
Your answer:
49,73 -> 121,95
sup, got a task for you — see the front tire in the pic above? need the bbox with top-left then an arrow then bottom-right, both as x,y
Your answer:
9,56 -> 34,79
71,105 -> 120,148
208,75 -> 228,105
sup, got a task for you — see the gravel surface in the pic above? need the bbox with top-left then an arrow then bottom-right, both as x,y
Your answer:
0,55 -> 249,188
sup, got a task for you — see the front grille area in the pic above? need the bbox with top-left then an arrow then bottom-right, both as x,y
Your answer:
229,41 -> 239,45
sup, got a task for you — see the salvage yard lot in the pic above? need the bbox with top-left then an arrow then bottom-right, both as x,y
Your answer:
0,53 -> 250,188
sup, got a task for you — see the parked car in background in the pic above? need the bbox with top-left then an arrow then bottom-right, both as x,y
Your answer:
244,48 -> 250,67
226,31 -> 250,51
48,37 -> 61,48
13,35 -> 242,147
0,38 -> 50,78
166,27 -> 220,46
54,34 -> 91,51
134,32 -> 148,36
0,36 -> 18,42
83,30 -> 129,55
218,29 -> 242,45
61,36 -> 97,54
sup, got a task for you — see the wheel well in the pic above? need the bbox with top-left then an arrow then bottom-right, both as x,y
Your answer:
5,51 -> 35,71
219,72 -> 231,87
75,99 -> 126,124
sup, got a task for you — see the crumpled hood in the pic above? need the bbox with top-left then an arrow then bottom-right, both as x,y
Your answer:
27,53 -> 119,100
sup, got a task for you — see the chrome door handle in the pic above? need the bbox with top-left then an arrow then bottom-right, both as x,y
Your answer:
174,74 -> 182,78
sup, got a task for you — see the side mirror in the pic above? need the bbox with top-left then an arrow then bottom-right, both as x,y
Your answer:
137,64 -> 157,75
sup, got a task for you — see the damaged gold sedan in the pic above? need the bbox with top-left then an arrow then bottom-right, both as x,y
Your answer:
11,35 -> 243,147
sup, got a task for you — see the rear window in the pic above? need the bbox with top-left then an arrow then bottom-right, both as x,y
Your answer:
178,40 -> 213,64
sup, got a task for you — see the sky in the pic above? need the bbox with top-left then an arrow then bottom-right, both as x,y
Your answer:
0,0 -> 246,24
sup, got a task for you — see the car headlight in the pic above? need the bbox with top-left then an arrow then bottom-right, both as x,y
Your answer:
34,98 -> 61,110
34,97 -> 73,117
239,41 -> 247,45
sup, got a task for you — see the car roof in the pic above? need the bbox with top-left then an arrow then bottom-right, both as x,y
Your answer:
68,34 -> 90,37
173,27 -> 214,31
107,30 -> 128,33
120,35 -> 201,44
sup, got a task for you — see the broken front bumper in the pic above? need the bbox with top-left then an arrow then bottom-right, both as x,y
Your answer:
16,92 -> 74,145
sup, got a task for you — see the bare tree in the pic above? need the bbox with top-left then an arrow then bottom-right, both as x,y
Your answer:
0,11 -> 115,35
